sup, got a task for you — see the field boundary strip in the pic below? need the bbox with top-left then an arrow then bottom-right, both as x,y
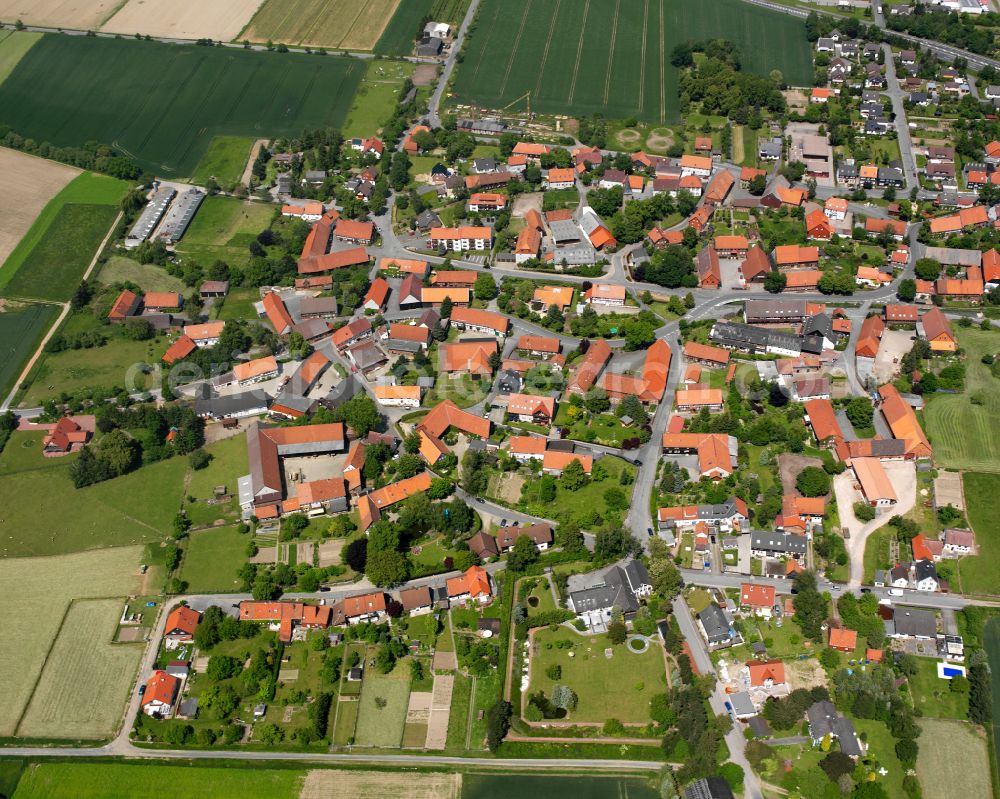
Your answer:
97,0 -> 131,28
566,0 -> 591,105
602,0 -> 622,106
498,0 -> 534,100
532,0 -> 561,103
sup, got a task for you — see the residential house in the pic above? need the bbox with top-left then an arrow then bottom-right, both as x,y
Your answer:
495,523 -> 553,552
567,558 -> 652,627
740,583 -> 777,617
164,606 -> 200,649
142,671 -> 179,717
506,393 -> 555,424
447,565 -> 492,604
807,700 -> 864,758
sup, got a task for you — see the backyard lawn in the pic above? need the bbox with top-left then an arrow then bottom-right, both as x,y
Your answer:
353,655 -> 411,747
179,526 -> 248,593
906,656 -> 967,719
528,627 -> 668,724
519,456 -> 636,528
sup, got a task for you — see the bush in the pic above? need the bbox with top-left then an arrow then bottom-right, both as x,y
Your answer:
796,466 -> 830,497
854,502 -> 876,522
188,449 -> 211,470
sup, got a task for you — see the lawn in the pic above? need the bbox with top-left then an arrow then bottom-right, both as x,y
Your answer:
180,526 -> 249,593
177,196 -> 275,269
332,697 -> 360,744
853,718 -> 907,799
528,627 -> 668,724
906,656 -> 967,719
215,287 -> 262,321
186,434 -> 250,499
0,35 -> 365,177
923,326 -> 1000,472
916,719 -> 991,799
354,657 -> 411,746
10,763 -> 302,799
541,189 -> 580,212
0,546 -> 143,737
17,598 -> 143,739
554,406 -> 634,447
445,672 -> 472,749
97,256 -> 187,294
450,0 -> 811,124
16,327 -> 169,407
958,471 -> 1000,595
0,171 -> 127,298
343,59 -> 414,139
0,300 -> 58,402
190,135 -> 255,187
0,431 -> 186,558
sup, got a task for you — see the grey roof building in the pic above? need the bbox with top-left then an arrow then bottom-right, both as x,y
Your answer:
890,607 -> 936,639
568,558 -> 652,621
710,322 -> 803,356
156,188 -> 205,244
807,700 -> 864,758
697,603 -> 734,646
193,385 -> 268,420
684,777 -> 735,799
750,530 -> 808,557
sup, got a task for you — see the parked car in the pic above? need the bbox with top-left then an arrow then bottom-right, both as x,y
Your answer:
647,528 -> 654,537
888,588 -> 904,596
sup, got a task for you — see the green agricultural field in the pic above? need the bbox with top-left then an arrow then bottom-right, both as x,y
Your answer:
0,30 -> 41,85
1,204 -> 118,302
343,59 -> 415,139
353,657 -> 411,746
17,598 -> 144,739
528,627 -> 668,723
176,195 -> 275,268
450,0 -> 812,124
917,719 -> 991,799
0,35 -> 365,177
923,326 -> 1000,472
10,763 -> 303,799
97,256 -> 187,294
180,526 -> 249,593
190,136 -> 255,187
0,432 -> 186,558
0,301 -> 58,402
375,0 -> 435,55
959,472 -> 1000,595
0,172 -> 127,297
0,546 -> 143,738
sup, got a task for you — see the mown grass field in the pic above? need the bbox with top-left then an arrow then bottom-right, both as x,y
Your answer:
0,546 -> 143,737
17,598 -> 143,739
924,326 -> 1000,472
0,301 -> 58,402
916,719 -> 991,799
180,525 -> 248,593
959,471 -> 1000,595
10,763 -> 303,799
0,432 -> 185,557
343,59 -> 414,139
0,35 -> 364,177
97,255 -> 187,293
190,135 -> 255,187
450,0 -> 812,123
354,658 -> 411,746
243,0 -> 400,50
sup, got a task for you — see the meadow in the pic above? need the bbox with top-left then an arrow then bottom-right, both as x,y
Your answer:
0,35 -> 365,177
176,195 -> 275,268
916,719 -> 991,799
528,627 -> 667,723
958,471 -> 1000,595
191,135 -> 255,187
450,0 -> 812,124
17,598 -> 143,739
0,546 -> 143,737
243,0 -> 400,51
0,301 -> 59,402
923,326 -> 1000,472
180,525 -> 249,592
342,59 -> 415,139
0,431 -> 186,558
97,256 -> 187,294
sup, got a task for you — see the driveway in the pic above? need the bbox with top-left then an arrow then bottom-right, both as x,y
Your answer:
837,460 -> 917,587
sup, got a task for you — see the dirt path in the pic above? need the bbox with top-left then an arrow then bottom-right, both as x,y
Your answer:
240,138 -> 268,187
732,126 -> 745,164
1,210 -> 122,412
464,674 -> 477,749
